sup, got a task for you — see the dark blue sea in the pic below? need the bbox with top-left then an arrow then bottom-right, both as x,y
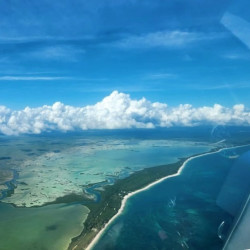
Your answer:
93,145 -> 250,250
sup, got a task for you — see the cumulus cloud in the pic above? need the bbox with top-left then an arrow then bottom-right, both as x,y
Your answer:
0,91 -> 249,135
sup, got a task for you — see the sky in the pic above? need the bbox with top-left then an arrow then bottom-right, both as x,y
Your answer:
0,0 -> 250,134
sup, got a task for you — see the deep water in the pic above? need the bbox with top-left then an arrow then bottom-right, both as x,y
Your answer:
93,145 -> 250,250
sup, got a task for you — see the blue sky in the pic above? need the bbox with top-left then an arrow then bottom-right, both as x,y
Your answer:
0,0 -> 250,109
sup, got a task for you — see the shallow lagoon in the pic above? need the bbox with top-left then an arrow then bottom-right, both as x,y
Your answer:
1,137 -> 212,207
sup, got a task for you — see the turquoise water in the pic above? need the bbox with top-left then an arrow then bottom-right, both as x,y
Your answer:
0,136 -> 211,207
93,146 -> 250,250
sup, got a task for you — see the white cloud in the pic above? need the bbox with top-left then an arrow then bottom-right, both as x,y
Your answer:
0,76 -> 69,81
28,45 -> 85,61
222,52 -> 250,60
0,91 -> 249,135
114,30 -> 222,49
190,83 -> 250,90
145,73 -> 177,80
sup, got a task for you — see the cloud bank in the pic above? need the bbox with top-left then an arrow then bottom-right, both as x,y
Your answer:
0,91 -> 249,135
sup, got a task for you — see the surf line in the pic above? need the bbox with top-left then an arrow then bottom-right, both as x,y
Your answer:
86,144 -> 249,250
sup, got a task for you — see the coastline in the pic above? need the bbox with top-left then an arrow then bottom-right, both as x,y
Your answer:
84,144 -> 250,250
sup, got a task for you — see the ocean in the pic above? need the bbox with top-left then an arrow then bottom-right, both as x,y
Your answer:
93,145 -> 250,250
